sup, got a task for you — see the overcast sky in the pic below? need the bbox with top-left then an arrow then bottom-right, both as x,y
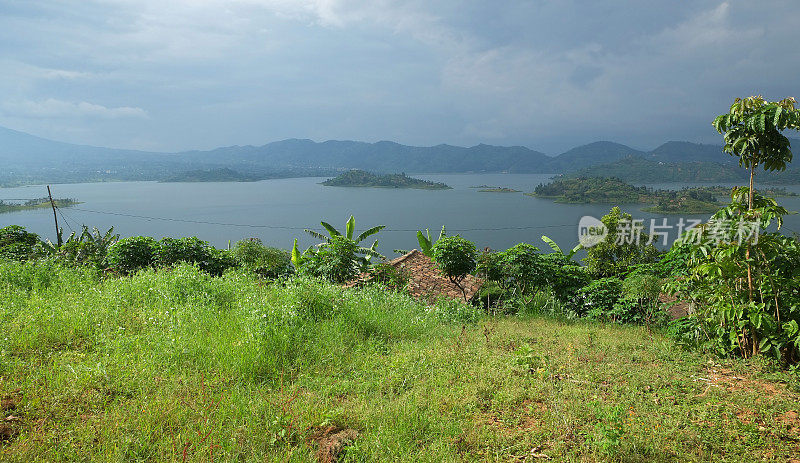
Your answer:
0,0 -> 797,154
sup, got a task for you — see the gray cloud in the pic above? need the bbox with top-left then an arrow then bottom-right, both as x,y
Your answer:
0,0 -> 797,153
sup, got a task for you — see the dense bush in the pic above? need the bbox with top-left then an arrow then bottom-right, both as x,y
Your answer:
575,277 -> 623,319
477,244 -> 589,308
366,262 -> 410,291
583,207 -> 662,278
0,225 -> 43,261
106,236 -> 159,274
231,238 -> 293,279
298,235 -> 363,283
53,226 -> 119,269
156,237 -> 212,268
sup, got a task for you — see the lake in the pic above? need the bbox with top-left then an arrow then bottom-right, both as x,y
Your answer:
2,174 -> 800,257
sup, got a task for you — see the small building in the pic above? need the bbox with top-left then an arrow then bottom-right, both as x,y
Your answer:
346,249 -> 483,303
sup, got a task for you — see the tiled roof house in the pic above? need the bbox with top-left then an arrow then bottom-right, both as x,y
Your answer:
347,249 -> 483,302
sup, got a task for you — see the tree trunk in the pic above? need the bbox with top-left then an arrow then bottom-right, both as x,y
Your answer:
747,166 -> 755,354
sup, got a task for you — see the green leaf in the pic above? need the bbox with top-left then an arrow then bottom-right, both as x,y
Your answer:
356,225 -> 386,244
291,239 -> 302,266
773,106 -> 783,128
321,221 -> 341,238
541,235 -> 563,254
345,215 -> 355,240
417,230 -> 432,256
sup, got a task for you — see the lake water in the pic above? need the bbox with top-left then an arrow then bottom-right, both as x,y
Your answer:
3,174 -> 800,257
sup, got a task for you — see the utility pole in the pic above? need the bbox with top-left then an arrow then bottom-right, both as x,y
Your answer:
47,185 -> 62,246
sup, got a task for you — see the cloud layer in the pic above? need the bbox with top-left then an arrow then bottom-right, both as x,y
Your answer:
0,1 -> 798,153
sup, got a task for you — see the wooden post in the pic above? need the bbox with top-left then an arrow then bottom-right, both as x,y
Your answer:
47,185 -> 62,246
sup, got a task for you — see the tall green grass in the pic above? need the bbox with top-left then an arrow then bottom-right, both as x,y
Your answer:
2,260 -> 798,462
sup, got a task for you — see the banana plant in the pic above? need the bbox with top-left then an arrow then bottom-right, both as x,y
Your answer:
541,235 -> 582,260
394,225 -> 446,257
418,225 -> 446,257
303,215 -> 386,260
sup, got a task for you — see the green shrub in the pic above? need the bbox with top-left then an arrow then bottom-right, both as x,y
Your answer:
156,236 -> 211,268
0,225 -> 43,261
205,248 -> 238,277
54,226 -> 119,269
664,191 -> 800,362
477,245 -> 589,308
541,253 -> 591,301
298,235 -> 362,283
583,207 -> 662,278
231,238 -> 293,279
575,277 -> 623,318
106,236 -> 159,274
366,262 -> 409,291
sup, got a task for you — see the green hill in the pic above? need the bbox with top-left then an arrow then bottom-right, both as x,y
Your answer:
528,177 -> 730,213
321,170 -> 451,189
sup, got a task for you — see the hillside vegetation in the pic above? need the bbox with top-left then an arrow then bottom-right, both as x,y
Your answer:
0,198 -> 79,214
528,177 -> 729,213
321,170 -> 451,189
1,261 -> 798,462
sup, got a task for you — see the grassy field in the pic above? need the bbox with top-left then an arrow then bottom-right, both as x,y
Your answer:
1,260 -> 799,462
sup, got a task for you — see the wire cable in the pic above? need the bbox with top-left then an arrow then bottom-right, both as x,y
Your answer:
68,206 -> 577,233
55,206 -> 75,233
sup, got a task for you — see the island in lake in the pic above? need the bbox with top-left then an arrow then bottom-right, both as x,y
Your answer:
321,170 -> 451,189
526,177 -> 796,214
0,198 -> 80,214
477,187 -> 520,193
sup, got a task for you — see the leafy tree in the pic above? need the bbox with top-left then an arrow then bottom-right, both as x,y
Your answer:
665,188 -> 800,362
712,96 -> 800,210
431,235 -> 477,301
583,207 -> 661,278
712,97 -> 800,307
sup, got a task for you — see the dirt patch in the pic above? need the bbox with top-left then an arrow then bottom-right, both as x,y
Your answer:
659,293 -> 691,320
309,426 -> 359,463
1,395 -> 18,412
0,423 -> 19,443
478,400 -> 546,436
1,393 -> 22,445
777,410 -> 800,437
694,366 -> 796,398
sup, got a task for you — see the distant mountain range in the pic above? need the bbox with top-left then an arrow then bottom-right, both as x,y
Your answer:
1,125 -> 799,186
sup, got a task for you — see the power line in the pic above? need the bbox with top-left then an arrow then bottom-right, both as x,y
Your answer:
55,206 -> 75,233
56,206 -> 85,233
68,206 -> 577,232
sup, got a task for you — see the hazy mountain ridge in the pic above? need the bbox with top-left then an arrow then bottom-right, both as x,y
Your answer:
2,125 -> 799,185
